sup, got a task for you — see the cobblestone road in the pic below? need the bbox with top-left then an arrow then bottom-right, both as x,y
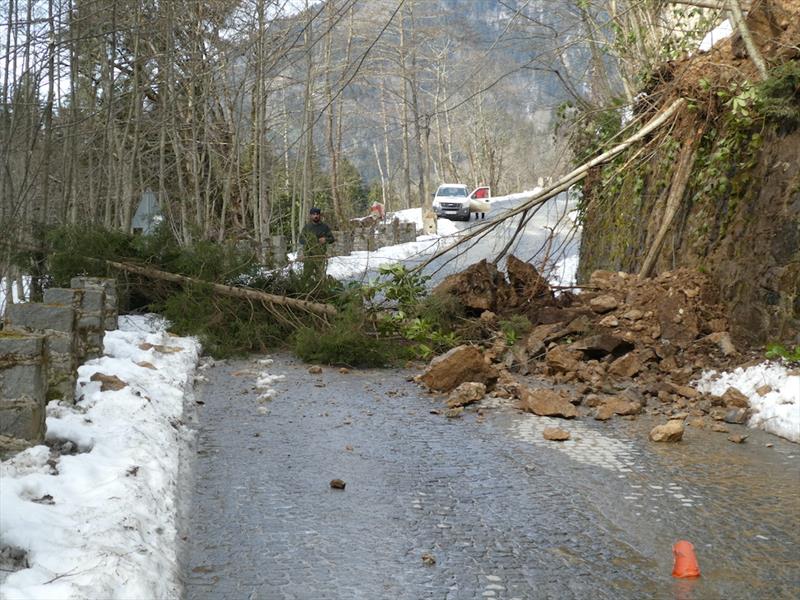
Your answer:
183,354 -> 800,600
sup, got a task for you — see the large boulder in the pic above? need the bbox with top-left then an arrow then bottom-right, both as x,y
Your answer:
518,387 -> 578,418
649,419 -> 685,442
420,345 -> 499,393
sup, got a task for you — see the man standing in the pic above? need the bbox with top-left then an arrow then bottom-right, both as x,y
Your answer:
300,207 -> 335,283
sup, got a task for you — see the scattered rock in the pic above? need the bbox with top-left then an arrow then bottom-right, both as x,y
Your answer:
308,366 -> 323,374
138,342 -> 182,354
710,423 -> 730,433
329,479 -> 346,490
446,382 -> 487,408
728,434 -> 748,444
649,420 -> 685,442
421,552 -> 436,566
543,427 -> 571,441
704,331 -> 737,356
756,385 -> 772,396
688,417 -> 706,429
721,387 -> 749,408
723,408 -> 749,424
479,310 -> 497,324
608,352 -> 644,378
569,334 -> 632,359
545,345 -> 582,373
136,361 -> 157,370
445,407 -> 464,418
420,345 -> 499,392
589,294 -> 619,313
518,387 -> 577,418
89,372 -> 128,392
667,383 -> 700,399
338,367 -> 351,374
598,314 -> 619,327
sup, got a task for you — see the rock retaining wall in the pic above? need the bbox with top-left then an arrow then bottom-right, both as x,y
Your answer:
0,277 -> 119,454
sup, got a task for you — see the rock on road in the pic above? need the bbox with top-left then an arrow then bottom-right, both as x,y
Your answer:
183,354 -> 800,599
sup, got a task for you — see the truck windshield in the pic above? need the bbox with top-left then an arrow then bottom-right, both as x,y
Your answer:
438,187 -> 467,197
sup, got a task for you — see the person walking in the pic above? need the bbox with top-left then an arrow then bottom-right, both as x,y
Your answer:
300,207 -> 335,283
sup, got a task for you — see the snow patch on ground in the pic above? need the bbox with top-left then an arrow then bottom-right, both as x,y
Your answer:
0,315 -> 200,599
694,362 -> 800,443
698,19 -> 733,52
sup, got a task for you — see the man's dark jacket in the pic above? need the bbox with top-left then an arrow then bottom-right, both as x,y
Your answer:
300,221 -> 335,255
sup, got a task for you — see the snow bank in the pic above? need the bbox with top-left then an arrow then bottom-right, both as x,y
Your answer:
698,19 -> 733,52
694,362 -> 800,443
0,315 -> 200,599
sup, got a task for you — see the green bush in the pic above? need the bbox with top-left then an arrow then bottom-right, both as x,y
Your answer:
293,306 -> 399,367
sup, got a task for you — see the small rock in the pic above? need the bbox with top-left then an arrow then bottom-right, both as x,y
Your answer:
339,367 -> 351,374
649,420 -> 684,442
90,372 -> 128,392
710,423 -> 730,433
446,382 -> 487,408
594,405 -> 614,420
704,331 -> 736,356
621,309 -> 644,321
667,383 -> 700,399
543,427 -> 570,441
589,294 -> 619,313
671,412 -> 690,420
723,408 -> 749,424
608,352 -> 644,378
308,365 -> 323,374
598,314 -> 619,328
756,385 -> 772,397
136,361 -> 157,370
421,552 -> 436,566
479,311 -> 497,324
445,407 -> 464,418
330,479 -> 346,490
688,417 -> 705,429
728,434 -> 748,444
584,393 -> 605,408
766,443 -> 773,448
344,444 -> 354,451
722,387 -> 749,408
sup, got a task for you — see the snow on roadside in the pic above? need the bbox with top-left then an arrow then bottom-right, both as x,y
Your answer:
0,315 -> 200,599
694,362 -> 800,443
698,19 -> 733,52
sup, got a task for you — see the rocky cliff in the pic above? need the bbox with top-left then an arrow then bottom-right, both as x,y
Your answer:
578,0 -> 799,345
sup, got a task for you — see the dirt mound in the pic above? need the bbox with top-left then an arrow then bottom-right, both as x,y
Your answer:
423,258 -> 755,432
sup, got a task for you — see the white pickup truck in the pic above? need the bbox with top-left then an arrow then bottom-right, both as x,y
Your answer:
432,184 -> 491,221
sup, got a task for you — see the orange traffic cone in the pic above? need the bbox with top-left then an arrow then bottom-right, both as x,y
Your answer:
672,540 -> 701,578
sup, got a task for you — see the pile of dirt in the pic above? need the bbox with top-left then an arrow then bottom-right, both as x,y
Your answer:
420,258 -> 761,436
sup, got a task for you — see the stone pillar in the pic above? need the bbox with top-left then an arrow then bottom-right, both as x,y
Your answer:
4,303 -> 78,404
44,287 -> 105,362
70,277 -> 118,330
0,332 -> 47,451
269,235 -> 288,268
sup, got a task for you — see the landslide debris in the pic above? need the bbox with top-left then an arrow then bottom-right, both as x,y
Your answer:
417,257 -> 760,437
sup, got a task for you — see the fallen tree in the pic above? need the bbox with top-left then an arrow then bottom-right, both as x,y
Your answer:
105,260 -> 338,318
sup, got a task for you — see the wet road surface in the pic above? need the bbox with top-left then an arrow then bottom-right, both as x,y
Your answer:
183,354 -> 800,599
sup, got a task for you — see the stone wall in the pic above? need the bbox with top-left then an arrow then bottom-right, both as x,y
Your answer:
329,218 -> 417,257
0,277 -> 119,455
